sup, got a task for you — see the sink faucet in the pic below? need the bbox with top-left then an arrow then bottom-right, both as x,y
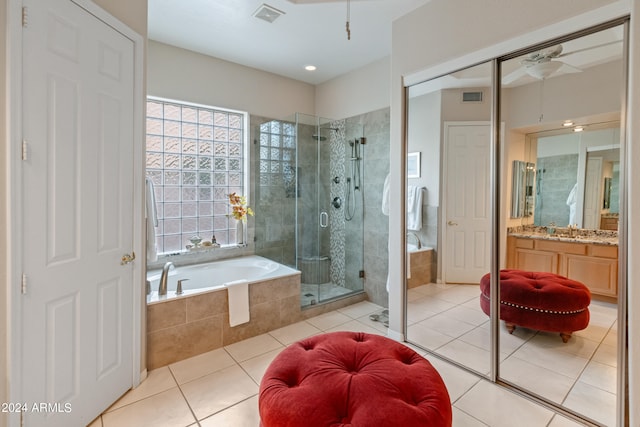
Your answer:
159,262 -> 174,295
407,232 -> 422,249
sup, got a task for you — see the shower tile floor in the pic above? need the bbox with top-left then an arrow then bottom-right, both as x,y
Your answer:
90,299 -> 609,427
300,282 -> 353,306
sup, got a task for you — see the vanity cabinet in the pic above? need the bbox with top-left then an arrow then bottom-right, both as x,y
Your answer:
506,236 -> 618,301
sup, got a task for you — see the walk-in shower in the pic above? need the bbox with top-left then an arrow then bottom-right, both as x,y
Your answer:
254,113 -> 365,307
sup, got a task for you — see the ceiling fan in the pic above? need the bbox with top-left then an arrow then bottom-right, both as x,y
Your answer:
502,40 -> 621,85
503,44 -> 580,84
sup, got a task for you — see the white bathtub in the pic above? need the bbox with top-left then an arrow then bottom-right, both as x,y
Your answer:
146,255 -> 300,304
407,244 -> 433,253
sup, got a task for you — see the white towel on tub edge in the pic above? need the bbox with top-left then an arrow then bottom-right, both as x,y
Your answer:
224,279 -> 250,327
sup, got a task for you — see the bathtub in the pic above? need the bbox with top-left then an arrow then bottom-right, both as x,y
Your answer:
407,243 -> 433,253
146,254 -> 303,369
407,245 -> 435,287
146,255 -> 300,304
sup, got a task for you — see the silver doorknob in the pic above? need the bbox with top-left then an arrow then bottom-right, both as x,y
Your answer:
121,252 -> 136,265
447,221 -> 458,226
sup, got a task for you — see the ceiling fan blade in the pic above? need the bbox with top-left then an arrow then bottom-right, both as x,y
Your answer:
502,67 -> 528,85
556,40 -> 622,58
557,62 -> 582,74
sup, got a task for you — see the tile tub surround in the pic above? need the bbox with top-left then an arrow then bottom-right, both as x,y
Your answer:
146,273 -> 367,369
407,248 -> 433,289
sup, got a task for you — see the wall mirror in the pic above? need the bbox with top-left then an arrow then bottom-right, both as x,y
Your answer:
511,160 -> 535,218
405,19 -> 627,427
405,60 -> 493,377
525,124 -> 620,229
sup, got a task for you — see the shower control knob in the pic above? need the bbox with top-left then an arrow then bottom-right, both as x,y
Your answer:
332,197 -> 342,209
333,176 -> 340,184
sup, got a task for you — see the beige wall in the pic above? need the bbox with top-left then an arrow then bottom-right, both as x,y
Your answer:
390,0 -> 639,424
315,56 -> 390,120
148,40 -> 315,120
93,0 -> 147,36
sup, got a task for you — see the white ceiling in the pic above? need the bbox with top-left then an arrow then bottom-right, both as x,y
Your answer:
408,24 -> 624,98
148,0 -> 431,85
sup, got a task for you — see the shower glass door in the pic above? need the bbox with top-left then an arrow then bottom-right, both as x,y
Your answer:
295,113 -> 365,307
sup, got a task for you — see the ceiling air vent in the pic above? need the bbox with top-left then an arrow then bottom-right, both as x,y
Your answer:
462,91 -> 483,103
253,4 -> 286,23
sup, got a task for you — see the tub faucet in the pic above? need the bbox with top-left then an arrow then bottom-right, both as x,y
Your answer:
159,262 -> 174,295
407,232 -> 421,249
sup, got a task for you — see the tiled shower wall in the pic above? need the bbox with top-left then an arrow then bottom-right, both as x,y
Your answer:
534,154 -> 579,227
346,108 -> 390,307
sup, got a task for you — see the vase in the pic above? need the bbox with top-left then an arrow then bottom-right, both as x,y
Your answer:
236,220 -> 244,245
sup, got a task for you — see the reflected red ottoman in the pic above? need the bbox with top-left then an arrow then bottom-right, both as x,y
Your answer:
480,269 -> 591,342
259,331 -> 451,427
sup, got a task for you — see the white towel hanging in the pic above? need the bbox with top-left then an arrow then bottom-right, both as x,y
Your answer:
407,185 -> 423,231
225,279 -> 250,327
382,173 -> 390,216
145,178 -> 159,262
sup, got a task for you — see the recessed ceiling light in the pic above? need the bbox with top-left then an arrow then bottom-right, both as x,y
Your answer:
305,65 -> 317,71
563,120 -> 574,127
573,126 -> 584,132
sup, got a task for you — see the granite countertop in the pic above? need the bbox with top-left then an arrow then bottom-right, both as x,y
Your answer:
508,226 -> 619,246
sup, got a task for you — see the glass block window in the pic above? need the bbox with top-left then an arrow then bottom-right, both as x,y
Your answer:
146,97 -> 247,253
259,120 -> 297,197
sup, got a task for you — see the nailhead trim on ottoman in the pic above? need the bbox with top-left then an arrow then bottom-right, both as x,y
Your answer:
480,269 -> 591,342
259,331 -> 452,427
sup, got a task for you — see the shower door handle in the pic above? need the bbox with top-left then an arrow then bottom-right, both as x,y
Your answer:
320,211 -> 328,228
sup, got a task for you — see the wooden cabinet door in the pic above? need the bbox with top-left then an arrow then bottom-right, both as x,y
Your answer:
514,248 -> 559,274
566,254 -> 618,297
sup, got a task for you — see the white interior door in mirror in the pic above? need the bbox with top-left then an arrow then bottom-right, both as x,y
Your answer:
443,122 -> 491,284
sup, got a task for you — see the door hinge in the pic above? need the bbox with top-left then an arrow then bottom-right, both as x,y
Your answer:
21,273 -> 27,294
359,270 -> 365,279
22,140 -> 28,160
21,6 -> 28,28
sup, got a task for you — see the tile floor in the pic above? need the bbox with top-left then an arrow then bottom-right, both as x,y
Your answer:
88,299 -> 610,427
407,282 -> 618,427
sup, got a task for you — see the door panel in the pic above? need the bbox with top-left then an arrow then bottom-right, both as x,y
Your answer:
444,124 -> 491,283
22,1 -> 135,425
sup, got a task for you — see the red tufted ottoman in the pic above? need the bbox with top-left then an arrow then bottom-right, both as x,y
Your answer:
259,331 -> 452,427
480,269 -> 591,342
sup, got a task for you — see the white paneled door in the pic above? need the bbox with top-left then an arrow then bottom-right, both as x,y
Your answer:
443,123 -> 491,284
21,0 -> 135,425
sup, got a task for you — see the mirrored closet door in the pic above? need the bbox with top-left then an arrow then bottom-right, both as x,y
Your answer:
405,19 -> 628,427
498,22 -> 626,426
405,61 -> 493,378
